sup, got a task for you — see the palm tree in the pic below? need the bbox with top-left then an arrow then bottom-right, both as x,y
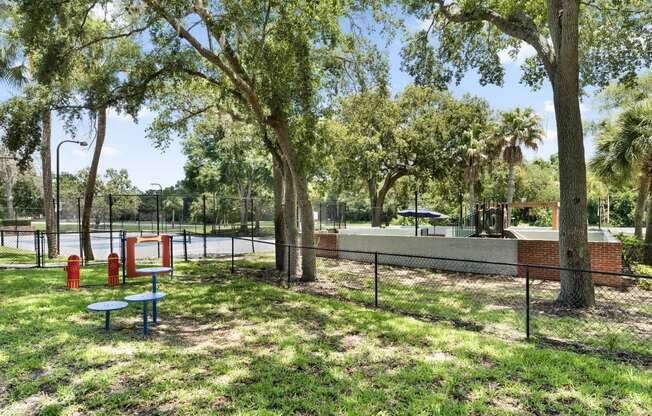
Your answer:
0,24 -> 27,221
591,100 -> 652,262
458,123 -> 490,215
497,108 -> 544,222
163,196 -> 184,230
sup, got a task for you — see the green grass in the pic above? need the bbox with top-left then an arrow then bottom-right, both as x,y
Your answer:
1,260 -> 651,415
240,255 -> 652,356
0,246 -> 38,265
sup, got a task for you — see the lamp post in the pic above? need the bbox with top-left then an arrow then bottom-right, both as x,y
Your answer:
56,140 -> 87,250
151,183 -> 162,233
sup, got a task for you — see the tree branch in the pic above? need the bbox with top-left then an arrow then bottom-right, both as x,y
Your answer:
144,0 -> 266,123
433,0 -> 555,75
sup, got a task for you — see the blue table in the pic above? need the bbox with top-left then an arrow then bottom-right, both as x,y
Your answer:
87,301 -> 128,331
136,267 -> 172,324
124,292 -> 166,335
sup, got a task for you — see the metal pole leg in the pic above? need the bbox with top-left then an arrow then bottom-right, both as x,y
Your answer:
143,302 -> 148,336
152,272 -> 157,324
105,311 -> 110,331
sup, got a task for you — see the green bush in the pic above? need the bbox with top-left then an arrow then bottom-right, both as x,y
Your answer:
0,219 -> 31,227
615,234 -> 645,267
531,208 -> 552,227
630,264 -> 652,290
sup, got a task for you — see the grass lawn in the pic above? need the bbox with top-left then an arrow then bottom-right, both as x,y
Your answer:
0,247 -> 38,265
238,255 -> 652,356
1,260 -> 650,415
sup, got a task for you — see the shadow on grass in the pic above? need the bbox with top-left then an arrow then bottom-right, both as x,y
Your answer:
1,260 -> 651,414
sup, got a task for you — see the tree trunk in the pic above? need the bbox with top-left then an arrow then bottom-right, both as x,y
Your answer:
41,109 -> 57,257
550,1 -> 594,307
295,173 -> 316,281
368,179 -> 382,227
82,107 -> 107,261
283,161 -> 298,278
3,175 -> 15,219
644,194 -> 652,265
505,162 -> 515,225
634,174 -> 649,238
272,155 -> 286,271
269,116 -> 316,281
468,173 -> 476,218
239,196 -> 249,232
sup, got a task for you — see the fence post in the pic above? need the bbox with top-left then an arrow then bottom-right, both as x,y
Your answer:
250,198 -> 255,253
414,190 -> 418,237
169,235 -> 174,278
202,194 -> 207,258
77,198 -> 83,263
374,252 -> 378,308
525,265 -> 530,340
183,229 -> 188,262
40,232 -> 45,265
121,231 -> 127,286
35,230 -> 40,267
319,202 -> 322,231
231,236 -> 234,274
108,194 -> 114,253
1,229 -> 4,246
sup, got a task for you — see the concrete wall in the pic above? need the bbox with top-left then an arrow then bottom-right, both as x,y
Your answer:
336,234 -> 519,275
512,228 -> 615,242
338,226 -> 452,237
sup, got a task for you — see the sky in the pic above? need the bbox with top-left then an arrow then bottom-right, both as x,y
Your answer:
0,15 -> 604,192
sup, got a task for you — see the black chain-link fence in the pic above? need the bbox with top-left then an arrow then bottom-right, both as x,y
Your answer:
227,237 -> 652,360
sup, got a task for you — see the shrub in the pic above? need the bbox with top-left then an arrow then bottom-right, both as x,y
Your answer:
0,219 -> 31,227
615,234 -> 645,267
630,263 -> 652,290
531,208 -> 552,227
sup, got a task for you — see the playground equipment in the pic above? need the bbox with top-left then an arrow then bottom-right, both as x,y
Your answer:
64,255 -> 80,289
121,234 -> 173,282
108,253 -> 120,287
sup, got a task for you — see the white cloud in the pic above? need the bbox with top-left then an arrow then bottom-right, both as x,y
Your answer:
72,144 -> 120,157
106,108 -> 132,122
543,100 -> 590,116
408,18 -> 433,33
103,146 -> 121,157
498,42 -> 536,65
579,102 -> 590,115
545,129 -> 557,142
72,146 -> 89,157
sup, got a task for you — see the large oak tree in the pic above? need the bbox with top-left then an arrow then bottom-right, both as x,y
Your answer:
400,0 -> 652,307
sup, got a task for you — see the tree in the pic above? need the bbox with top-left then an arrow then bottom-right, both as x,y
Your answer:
331,86 -> 488,227
400,0 -> 652,307
182,119 -> 271,232
120,0 -> 384,281
71,18 -> 141,260
592,72 -> 652,237
456,123 -> 491,214
591,100 -> 652,263
163,196 -> 183,229
496,108 -> 544,221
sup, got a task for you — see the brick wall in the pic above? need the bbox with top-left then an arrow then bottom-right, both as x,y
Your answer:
314,233 -> 338,258
517,240 -> 623,286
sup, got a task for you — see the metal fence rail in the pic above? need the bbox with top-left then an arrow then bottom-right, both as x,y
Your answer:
228,236 -> 652,358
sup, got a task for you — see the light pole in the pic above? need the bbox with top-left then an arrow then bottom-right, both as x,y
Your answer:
151,183 -> 163,232
56,140 -> 87,250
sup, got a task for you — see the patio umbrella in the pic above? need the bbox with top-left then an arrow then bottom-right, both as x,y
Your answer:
398,208 -> 449,219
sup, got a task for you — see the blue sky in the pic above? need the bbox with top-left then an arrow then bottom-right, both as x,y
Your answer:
1,17 -> 602,191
